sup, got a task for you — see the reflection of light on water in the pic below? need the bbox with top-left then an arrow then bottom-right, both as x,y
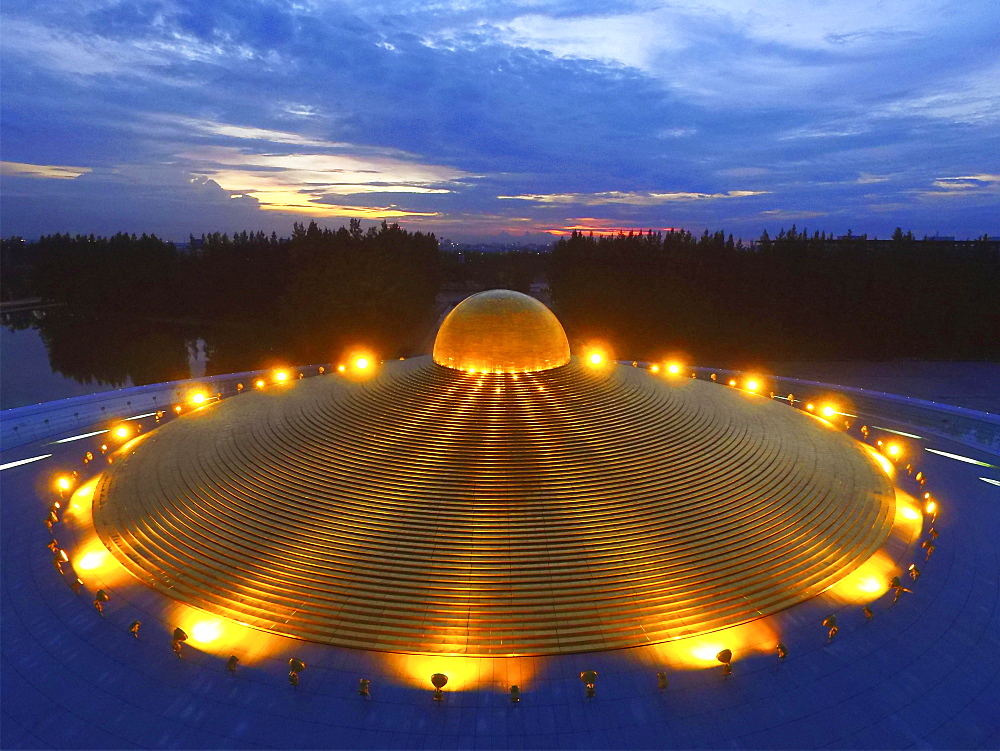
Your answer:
188,337 -> 208,379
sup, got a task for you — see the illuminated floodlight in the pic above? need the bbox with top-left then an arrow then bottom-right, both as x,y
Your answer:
806,403 -> 814,411
728,379 -> 737,387
431,673 -> 448,701
255,379 -> 266,388
746,380 -> 759,392
114,426 -> 130,440
355,357 -> 370,370
274,370 -> 289,383
887,443 -> 901,457
588,352 -> 604,365
579,670 -> 598,697
650,364 -> 660,373
667,363 -> 680,375
190,392 -> 207,405
925,500 -> 937,515
174,405 -> 183,414
56,476 -> 73,492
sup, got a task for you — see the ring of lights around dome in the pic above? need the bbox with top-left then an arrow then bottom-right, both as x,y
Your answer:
432,289 -> 570,373
93,350 -> 894,656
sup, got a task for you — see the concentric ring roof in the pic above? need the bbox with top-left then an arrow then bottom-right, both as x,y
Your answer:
94,356 -> 894,655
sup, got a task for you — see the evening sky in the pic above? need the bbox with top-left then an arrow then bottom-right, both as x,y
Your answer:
1,0 -> 997,240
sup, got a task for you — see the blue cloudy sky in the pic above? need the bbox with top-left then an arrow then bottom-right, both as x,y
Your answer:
1,0 -> 997,241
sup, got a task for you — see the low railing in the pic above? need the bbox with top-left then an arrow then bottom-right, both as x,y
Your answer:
3,360 -> 998,457
692,366 -> 1000,456
0,364 -> 330,452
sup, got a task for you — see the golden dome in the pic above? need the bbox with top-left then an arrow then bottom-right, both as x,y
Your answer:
94,360 -> 893,656
432,289 -> 570,373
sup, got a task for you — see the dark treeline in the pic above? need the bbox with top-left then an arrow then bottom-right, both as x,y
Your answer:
441,249 -> 547,292
4,223 -> 999,391
2,220 -> 440,381
550,227 -> 1000,363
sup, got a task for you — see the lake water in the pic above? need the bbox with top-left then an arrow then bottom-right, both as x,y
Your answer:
2,306 -> 997,412
1,308 -> 210,410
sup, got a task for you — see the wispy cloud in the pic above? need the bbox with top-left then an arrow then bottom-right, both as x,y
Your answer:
856,173 -> 894,185
930,174 -> 1000,191
153,116 -> 349,149
180,146 -> 469,216
760,209 -> 829,220
1,161 -> 91,179
499,190 -> 769,206
916,174 -> 1000,200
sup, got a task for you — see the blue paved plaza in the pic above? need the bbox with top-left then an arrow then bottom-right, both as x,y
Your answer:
2,373 -> 999,749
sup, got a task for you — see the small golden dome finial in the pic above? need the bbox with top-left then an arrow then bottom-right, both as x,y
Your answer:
432,289 -> 571,373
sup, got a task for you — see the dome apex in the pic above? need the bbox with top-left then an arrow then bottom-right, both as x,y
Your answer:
432,289 -> 571,373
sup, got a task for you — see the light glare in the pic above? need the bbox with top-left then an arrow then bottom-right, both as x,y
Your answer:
190,620 -> 223,643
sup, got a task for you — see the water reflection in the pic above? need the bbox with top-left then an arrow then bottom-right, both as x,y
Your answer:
2,303 -> 438,409
2,308 -> 195,407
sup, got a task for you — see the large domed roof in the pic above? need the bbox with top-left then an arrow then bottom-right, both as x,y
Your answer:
432,289 -> 570,373
93,304 -> 894,655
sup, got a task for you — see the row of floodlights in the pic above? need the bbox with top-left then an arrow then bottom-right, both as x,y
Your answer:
58,360 -> 383,473
285,670 -> 678,701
